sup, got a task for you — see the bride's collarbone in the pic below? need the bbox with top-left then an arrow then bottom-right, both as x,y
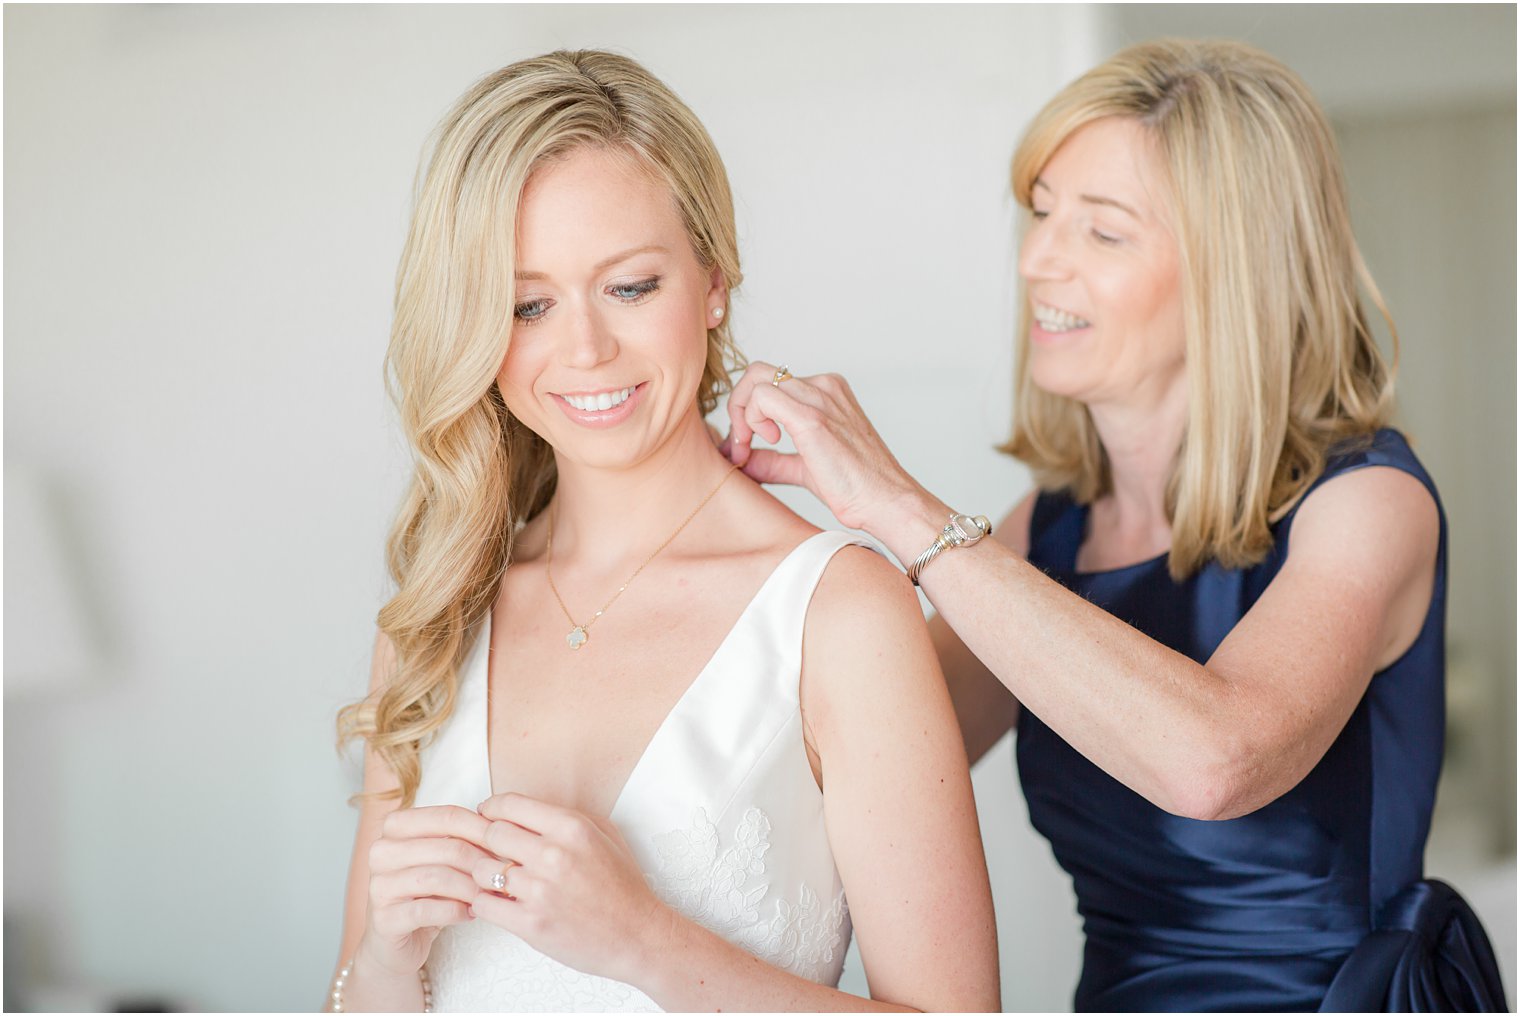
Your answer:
496,567 -> 745,660
485,565 -> 767,817
483,528 -> 824,811
494,536 -> 805,651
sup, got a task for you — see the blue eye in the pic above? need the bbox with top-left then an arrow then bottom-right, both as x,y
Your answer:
514,299 -> 550,324
609,278 -> 660,302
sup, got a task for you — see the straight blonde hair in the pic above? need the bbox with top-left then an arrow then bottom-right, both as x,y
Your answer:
1002,38 -> 1395,578
338,50 -> 745,806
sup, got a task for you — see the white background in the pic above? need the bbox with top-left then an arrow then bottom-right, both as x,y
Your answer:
5,4 -> 1513,1012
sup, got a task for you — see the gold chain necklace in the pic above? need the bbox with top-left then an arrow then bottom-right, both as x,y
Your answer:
545,463 -> 740,651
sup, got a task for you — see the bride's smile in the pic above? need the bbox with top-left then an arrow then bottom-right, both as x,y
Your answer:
498,146 -> 726,470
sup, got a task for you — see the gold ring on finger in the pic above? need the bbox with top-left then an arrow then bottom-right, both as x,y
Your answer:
490,860 -> 518,898
771,365 -> 794,387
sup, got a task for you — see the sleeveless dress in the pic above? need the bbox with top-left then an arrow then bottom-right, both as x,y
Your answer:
412,531 -> 861,1011
1018,429 -> 1503,1012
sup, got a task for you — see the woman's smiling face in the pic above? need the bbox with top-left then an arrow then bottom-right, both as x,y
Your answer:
1018,116 -> 1187,410
498,145 -> 724,469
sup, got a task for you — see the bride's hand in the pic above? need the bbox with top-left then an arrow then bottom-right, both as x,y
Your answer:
470,792 -> 673,985
721,361 -> 923,535
357,805 -> 496,977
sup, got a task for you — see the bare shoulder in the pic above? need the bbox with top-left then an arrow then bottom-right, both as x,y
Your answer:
807,543 -> 923,638
1287,464 -> 1439,578
1280,464 -> 1440,669
721,470 -> 822,549
800,544 -> 939,726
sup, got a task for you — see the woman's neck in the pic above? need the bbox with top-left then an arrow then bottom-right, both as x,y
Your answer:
544,412 -> 736,570
1085,374 -> 1188,542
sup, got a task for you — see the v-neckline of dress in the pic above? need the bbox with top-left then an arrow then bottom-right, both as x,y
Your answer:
481,530 -> 833,823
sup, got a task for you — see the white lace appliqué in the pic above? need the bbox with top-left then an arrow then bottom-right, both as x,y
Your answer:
426,918 -> 660,1013
650,806 -> 849,982
426,806 -> 849,1012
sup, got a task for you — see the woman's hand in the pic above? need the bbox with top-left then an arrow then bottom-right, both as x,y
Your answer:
469,793 -> 673,986
355,805 -> 496,978
721,362 -> 927,535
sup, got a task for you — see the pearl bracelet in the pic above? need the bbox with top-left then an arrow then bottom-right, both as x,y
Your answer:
330,960 -> 433,1012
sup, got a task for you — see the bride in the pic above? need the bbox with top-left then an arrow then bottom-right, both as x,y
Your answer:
329,50 -> 998,1012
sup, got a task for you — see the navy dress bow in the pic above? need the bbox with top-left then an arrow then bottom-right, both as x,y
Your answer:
1321,880 -> 1508,1012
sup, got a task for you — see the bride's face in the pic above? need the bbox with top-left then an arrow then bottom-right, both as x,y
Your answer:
497,145 -> 725,470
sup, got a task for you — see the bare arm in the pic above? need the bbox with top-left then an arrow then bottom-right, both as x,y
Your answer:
931,493 -> 1032,766
634,546 -> 1000,1011
723,366 -> 1440,821
327,632 -> 421,1011
877,467 -> 1440,820
328,633 -> 492,1012
470,546 -> 1002,1010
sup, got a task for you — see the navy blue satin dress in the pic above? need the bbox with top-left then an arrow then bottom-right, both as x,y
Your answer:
1018,429 -> 1505,1012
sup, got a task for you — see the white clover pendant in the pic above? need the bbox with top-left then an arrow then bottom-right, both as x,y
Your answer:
566,626 -> 589,650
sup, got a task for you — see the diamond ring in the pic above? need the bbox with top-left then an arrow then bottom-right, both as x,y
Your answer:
489,860 -> 519,896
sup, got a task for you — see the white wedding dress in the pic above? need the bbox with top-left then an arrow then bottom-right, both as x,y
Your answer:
413,531 -> 864,1011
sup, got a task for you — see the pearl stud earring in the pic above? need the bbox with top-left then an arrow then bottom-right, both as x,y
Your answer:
712,307 -> 724,320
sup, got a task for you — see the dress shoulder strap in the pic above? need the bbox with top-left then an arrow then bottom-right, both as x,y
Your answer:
738,530 -> 877,698
1282,428 -> 1445,535
606,530 -> 873,832
1316,428 -> 1438,499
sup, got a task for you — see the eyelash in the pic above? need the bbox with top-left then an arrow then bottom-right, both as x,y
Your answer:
1029,211 -> 1121,245
610,277 -> 661,302
513,276 -> 662,325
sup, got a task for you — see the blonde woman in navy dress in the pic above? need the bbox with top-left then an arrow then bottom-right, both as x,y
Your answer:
327,51 -> 998,1012
724,39 -> 1505,1012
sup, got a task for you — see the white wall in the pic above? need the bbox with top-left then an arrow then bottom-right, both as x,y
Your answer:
1102,3 -> 1516,117
4,6 -> 1095,1011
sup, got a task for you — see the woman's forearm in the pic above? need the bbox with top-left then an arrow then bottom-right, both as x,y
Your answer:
634,906 -> 920,1013
871,487 -> 1238,819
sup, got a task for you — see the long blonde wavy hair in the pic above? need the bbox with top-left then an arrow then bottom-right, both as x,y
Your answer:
1001,38 -> 1396,578
338,50 -> 745,806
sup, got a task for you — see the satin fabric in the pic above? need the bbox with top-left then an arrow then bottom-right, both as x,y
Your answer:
1017,430 -> 1499,1012
1320,879 -> 1507,1012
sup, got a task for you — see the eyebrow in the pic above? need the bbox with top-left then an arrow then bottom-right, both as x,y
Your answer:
514,244 -> 671,281
1032,178 -> 1142,220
